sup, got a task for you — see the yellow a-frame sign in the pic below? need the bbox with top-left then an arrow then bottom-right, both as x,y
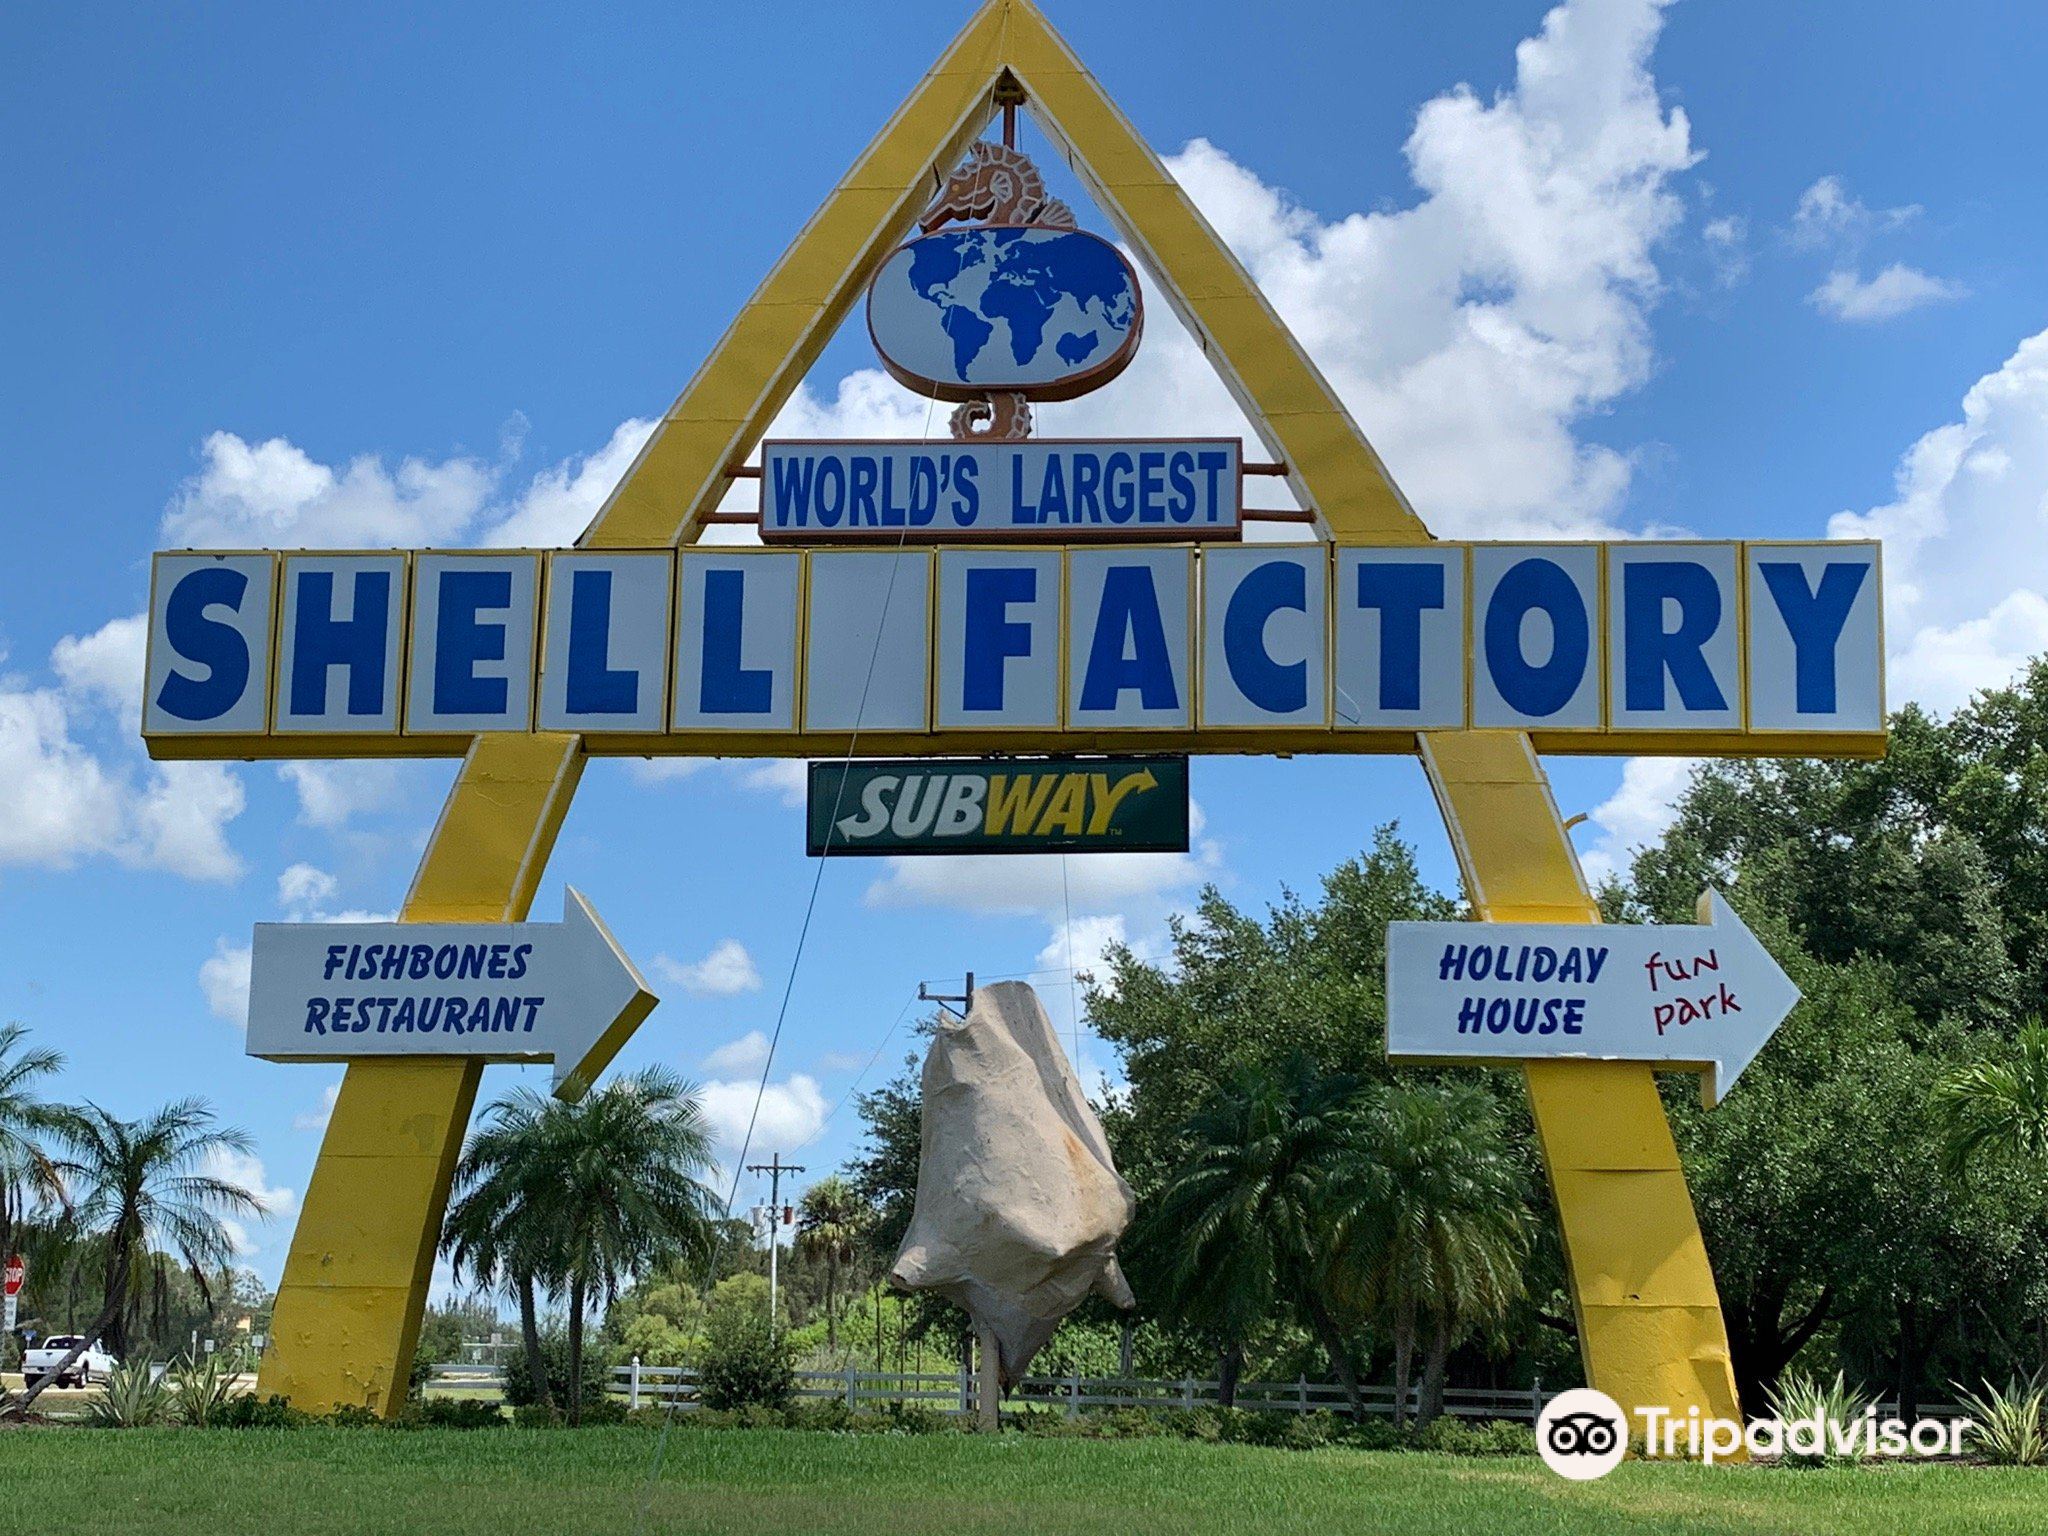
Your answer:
258,0 -> 1745,1427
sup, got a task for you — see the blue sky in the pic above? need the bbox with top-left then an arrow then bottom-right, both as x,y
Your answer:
6,0 -> 2048,1286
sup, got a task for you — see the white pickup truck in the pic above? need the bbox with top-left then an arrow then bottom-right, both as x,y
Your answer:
23,1335 -> 118,1388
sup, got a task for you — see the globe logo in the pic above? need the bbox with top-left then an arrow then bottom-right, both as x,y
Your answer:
866,225 -> 1142,401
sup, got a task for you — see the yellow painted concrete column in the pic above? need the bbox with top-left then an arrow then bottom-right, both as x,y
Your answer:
258,733 -> 585,1413
1419,731 -> 1743,1427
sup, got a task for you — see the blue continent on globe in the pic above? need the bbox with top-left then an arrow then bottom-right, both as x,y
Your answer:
901,228 -> 1134,381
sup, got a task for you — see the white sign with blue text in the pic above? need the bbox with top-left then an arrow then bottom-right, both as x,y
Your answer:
1386,892 -> 1802,1105
759,439 -> 1242,541
244,888 -> 656,1095
143,540 -> 1885,756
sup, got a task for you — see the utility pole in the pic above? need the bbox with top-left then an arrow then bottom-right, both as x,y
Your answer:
746,1153 -> 805,1331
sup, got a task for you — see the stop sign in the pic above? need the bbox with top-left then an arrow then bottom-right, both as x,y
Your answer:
3,1256 -> 23,1296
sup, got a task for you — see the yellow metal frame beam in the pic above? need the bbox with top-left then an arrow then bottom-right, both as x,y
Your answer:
1420,732 -> 1741,1426
257,734 -> 584,1412
259,0 -> 1748,1421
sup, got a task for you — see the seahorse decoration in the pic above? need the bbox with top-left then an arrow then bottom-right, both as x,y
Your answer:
921,141 -> 1077,441
920,140 -> 1077,234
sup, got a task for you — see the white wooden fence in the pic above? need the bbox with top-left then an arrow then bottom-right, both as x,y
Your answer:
609,1360 -> 1551,1422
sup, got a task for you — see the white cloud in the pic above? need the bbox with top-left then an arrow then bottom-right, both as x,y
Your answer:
484,418 -> 657,547
293,1080 -> 343,1133
198,1144 -> 297,1255
730,760 -> 808,807
0,661 -> 244,882
1785,176 -> 1961,324
51,614 -> 147,727
1578,756 -> 1698,885
699,1029 -> 772,1077
1035,912 -> 1130,986
162,431 -> 495,550
1702,213 -> 1749,286
655,938 -> 764,997
200,938 -> 253,1028
866,842 -> 1216,918
1789,175 -> 1919,251
277,862 -> 338,911
696,1073 -> 828,1156
1830,326 -> 2048,710
1809,264 -> 1966,324
276,760 -> 417,829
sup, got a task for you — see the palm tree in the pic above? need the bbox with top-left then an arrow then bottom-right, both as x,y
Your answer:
445,1068 -> 721,1422
10,1098 -> 263,1416
1130,1056 -> 1368,1410
1936,1020 -> 2048,1175
445,1091 -> 561,1410
0,1024 -> 73,1291
1326,1082 -> 1530,1428
796,1176 -> 867,1354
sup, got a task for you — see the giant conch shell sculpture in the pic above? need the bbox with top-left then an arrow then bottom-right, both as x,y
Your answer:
890,980 -> 1135,1391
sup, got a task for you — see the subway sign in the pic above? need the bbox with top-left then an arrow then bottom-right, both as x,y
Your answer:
808,756 -> 1188,855
141,540 -> 1884,761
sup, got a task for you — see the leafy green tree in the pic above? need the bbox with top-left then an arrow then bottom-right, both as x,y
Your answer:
1128,1056 -> 1368,1411
1086,832 -> 1457,1193
0,1023 -> 72,1368
1328,1083 -> 1530,1427
796,1176 -> 869,1354
444,1099 -> 563,1410
445,1067 -> 722,1423
11,1099 -> 262,1416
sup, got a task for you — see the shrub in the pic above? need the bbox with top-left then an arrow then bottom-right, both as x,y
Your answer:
870,1400 -> 953,1435
1413,1416 -> 1535,1456
1766,1371 -> 1879,1466
413,1398 -> 506,1430
502,1333 -> 612,1410
787,1399 -> 857,1433
697,1308 -> 795,1412
578,1395 -> 630,1426
1954,1377 -> 2048,1466
1344,1418 -> 1405,1451
169,1351 -> 240,1427
326,1403 -> 383,1429
83,1363 -> 174,1428
215,1393 -> 311,1430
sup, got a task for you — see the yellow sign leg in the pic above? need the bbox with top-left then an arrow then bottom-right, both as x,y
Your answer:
1420,731 -> 1743,1429
257,734 -> 584,1413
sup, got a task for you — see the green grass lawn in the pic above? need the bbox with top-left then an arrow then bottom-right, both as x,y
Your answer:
0,1426 -> 2042,1536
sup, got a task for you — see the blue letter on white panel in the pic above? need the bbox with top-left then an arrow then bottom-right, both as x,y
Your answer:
672,552 -> 800,731
275,555 -> 405,733
802,551 -> 931,733
1068,548 -> 1191,728
1471,545 -> 1601,729
1200,546 -> 1328,728
936,550 -> 1061,728
539,553 -> 672,732
1607,545 -> 1739,730
406,554 -> 539,733
1335,548 -> 1464,729
1746,544 -> 1883,731
145,553 -> 275,735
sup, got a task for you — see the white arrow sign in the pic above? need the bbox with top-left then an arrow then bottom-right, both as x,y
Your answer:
1386,891 -> 1798,1105
245,888 -> 656,1101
